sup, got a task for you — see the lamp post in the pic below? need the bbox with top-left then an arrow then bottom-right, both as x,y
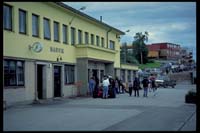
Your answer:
125,30 -> 130,33
69,6 -> 86,25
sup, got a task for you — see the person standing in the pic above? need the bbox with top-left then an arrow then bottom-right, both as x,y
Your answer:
133,77 -> 140,97
111,78 -> 116,98
94,76 -> 99,92
128,80 -> 133,96
150,74 -> 156,92
88,77 -> 95,96
115,78 -> 119,94
102,76 -> 110,99
148,78 -> 152,92
142,76 -> 149,97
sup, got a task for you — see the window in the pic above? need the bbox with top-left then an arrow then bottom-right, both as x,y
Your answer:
32,14 -> 39,37
19,9 -> 27,34
54,21 -> 59,42
65,65 -> 75,84
109,40 -> 115,50
128,70 -> 131,82
3,4 -> 12,30
43,18 -> 51,40
71,27 -> 75,45
91,34 -> 94,45
96,35 -> 99,46
62,24 -> 68,44
78,29 -> 82,44
4,60 -> 24,87
100,70 -> 104,83
121,69 -> 125,82
85,32 -> 89,44
101,37 -> 104,47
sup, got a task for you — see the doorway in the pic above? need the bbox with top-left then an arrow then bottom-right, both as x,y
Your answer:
37,65 -> 44,99
92,69 -> 98,78
54,66 -> 61,97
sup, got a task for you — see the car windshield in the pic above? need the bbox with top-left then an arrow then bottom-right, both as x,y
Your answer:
157,75 -> 169,81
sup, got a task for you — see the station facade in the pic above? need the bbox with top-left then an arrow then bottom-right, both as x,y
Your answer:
3,2 -> 138,106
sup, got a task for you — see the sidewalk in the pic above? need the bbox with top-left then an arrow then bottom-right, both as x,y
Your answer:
3,82 -> 196,131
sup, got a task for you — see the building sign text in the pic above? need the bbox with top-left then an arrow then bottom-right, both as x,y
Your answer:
50,47 -> 64,54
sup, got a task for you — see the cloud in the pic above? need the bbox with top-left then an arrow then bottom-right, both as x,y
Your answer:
63,2 -> 196,61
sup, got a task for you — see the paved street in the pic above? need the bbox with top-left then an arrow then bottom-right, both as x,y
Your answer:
3,81 -> 196,131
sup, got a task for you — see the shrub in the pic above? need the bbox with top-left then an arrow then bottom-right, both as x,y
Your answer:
185,89 -> 196,104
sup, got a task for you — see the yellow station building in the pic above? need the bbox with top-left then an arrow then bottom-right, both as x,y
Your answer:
3,2 -> 138,106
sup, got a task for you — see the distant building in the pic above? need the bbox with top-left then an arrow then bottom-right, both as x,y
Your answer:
179,47 -> 193,65
146,42 -> 181,60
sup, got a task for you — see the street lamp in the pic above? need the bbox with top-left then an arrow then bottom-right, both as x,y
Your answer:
69,6 -> 86,25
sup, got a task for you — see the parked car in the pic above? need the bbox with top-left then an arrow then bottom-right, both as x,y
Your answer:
155,75 -> 176,88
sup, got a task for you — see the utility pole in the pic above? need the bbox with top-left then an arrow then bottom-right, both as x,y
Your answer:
140,41 -> 143,64
140,51 -> 143,64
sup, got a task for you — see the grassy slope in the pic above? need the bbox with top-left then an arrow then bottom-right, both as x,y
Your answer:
138,61 -> 161,69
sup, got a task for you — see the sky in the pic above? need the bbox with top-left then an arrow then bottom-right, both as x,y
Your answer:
64,2 -> 196,61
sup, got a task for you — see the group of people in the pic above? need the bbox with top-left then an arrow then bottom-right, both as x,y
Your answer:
88,73 -> 157,99
88,75 -> 126,99
128,74 -> 157,97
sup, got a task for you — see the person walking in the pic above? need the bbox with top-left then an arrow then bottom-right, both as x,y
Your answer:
142,76 -> 149,97
148,78 -> 152,92
150,74 -> 156,92
109,78 -> 116,98
128,80 -> 133,96
102,76 -> 110,99
115,78 -> 119,94
133,76 -> 140,97
88,77 -> 95,96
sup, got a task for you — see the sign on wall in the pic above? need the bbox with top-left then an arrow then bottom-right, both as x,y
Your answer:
50,47 -> 64,54
29,42 -> 43,53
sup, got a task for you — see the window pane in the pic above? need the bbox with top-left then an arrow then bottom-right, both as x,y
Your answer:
71,27 -> 75,45
63,25 -> 67,44
109,40 -> 115,50
78,30 -> 82,44
54,22 -> 59,41
3,5 -> 12,30
65,65 -> 75,84
9,61 -> 16,85
19,10 -> 26,33
44,18 -> 51,39
4,60 -> 25,87
91,34 -> 94,45
4,60 -> 9,86
85,32 -> 88,44
96,36 -> 99,46
32,14 -> 39,36
17,61 -> 24,85
101,37 -> 104,47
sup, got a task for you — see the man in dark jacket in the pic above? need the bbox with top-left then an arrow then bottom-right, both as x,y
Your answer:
133,77 -> 140,97
142,76 -> 149,97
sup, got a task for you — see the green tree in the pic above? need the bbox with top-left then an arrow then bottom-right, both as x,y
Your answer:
120,42 -> 139,64
133,32 -> 149,64
120,42 -> 127,63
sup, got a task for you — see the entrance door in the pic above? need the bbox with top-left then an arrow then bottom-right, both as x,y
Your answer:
92,69 -> 98,78
37,65 -> 43,99
54,66 -> 61,97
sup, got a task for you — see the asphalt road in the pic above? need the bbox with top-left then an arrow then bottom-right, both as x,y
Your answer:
3,81 -> 196,131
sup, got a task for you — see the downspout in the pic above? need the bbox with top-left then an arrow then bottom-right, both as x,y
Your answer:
106,28 -> 112,48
